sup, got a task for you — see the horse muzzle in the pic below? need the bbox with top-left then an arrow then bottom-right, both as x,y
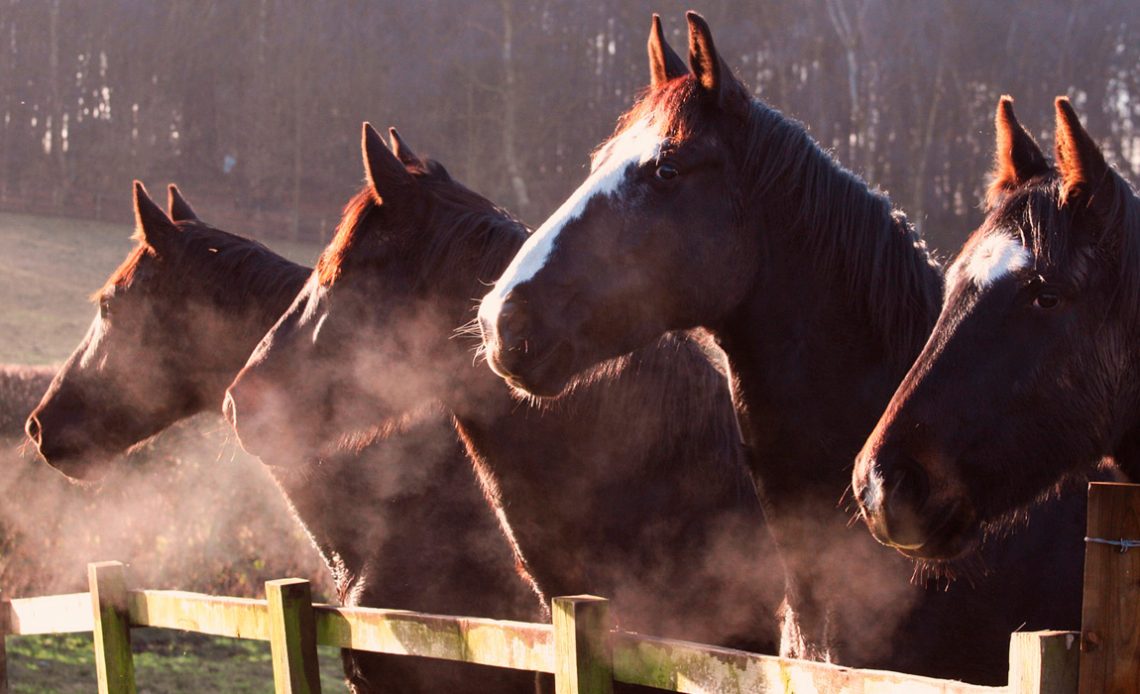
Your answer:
855,451 -> 979,560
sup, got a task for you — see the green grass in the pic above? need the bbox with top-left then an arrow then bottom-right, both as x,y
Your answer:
0,211 -> 323,365
7,631 -> 348,693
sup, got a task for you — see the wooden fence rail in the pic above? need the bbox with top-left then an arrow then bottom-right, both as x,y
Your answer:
1,482 -> 1137,693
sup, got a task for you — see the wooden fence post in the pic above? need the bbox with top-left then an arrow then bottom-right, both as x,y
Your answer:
1008,630 -> 1079,693
87,561 -> 136,694
552,595 -> 613,694
1080,482 -> 1140,694
266,578 -> 321,694
0,595 -> 9,694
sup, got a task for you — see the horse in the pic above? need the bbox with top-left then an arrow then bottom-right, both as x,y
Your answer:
25,183 -> 541,693
476,12 -> 1089,683
853,97 -> 1139,559
223,121 -> 786,678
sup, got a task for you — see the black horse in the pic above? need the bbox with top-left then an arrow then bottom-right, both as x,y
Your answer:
854,96 -> 1139,559
223,122 -> 785,677
477,13 -> 1090,683
25,183 -> 540,693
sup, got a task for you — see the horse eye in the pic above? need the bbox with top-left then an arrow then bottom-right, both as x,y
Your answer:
99,299 -> 111,319
655,163 -> 679,181
1034,290 -> 1061,310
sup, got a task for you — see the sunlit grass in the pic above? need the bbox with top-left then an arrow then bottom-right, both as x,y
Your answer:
0,211 -> 323,365
7,630 -> 348,693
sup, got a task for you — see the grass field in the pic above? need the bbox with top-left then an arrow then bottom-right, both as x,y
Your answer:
7,631 -> 346,693
0,212 -> 346,691
0,211 -> 323,365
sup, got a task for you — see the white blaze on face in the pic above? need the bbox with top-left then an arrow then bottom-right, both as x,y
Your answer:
948,232 -> 1032,291
78,312 -> 108,369
298,275 -> 329,344
478,116 -> 667,326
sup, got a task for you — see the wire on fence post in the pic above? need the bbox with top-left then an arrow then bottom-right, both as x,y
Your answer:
266,578 -> 321,694
553,595 -> 613,694
87,561 -> 136,694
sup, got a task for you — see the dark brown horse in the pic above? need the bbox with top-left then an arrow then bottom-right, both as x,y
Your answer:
25,183 -> 540,693
476,13 -> 1089,683
853,97 -> 1138,558
224,122 -> 785,674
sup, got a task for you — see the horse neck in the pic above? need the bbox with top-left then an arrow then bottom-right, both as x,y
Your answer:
449,337 -> 765,603
709,147 -> 941,655
716,131 -> 942,514
263,411 -> 540,620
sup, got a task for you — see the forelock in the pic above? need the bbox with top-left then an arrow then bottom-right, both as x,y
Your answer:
947,175 -> 1105,295
316,188 -> 379,287
593,76 -> 709,165
93,243 -> 152,301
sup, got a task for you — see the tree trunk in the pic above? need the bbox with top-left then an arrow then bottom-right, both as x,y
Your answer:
499,0 -> 531,214
48,0 -> 66,210
911,46 -> 945,236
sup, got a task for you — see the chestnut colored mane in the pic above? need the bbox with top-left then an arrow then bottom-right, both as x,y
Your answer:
317,160 -> 527,290
94,221 -> 306,308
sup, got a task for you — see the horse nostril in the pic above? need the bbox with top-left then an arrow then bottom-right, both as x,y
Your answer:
870,455 -> 933,549
25,414 -> 42,446
890,458 -> 931,515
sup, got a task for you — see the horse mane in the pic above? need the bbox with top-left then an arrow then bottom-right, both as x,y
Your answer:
1093,170 -> 1140,322
608,77 -> 944,366
737,99 -> 943,364
95,222 -> 308,309
316,160 -> 529,290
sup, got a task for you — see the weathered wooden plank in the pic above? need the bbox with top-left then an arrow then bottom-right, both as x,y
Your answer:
553,596 -> 612,694
127,590 -> 270,640
1008,631 -> 1079,694
611,632 -> 1004,693
266,579 -> 321,694
88,562 -> 136,694
5,592 -> 93,635
0,583 -> 1060,694
126,590 -> 557,671
312,604 -> 556,672
1080,482 -> 1140,694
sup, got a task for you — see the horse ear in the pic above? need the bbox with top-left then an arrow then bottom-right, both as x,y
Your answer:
388,127 -> 422,167
648,14 -> 687,88
686,12 -> 745,107
1055,97 -> 1111,208
133,181 -> 177,252
362,122 -> 413,204
167,183 -> 200,222
986,96 -> 1049,208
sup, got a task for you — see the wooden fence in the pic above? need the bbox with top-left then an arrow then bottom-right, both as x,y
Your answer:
2,482 -> 1138,693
